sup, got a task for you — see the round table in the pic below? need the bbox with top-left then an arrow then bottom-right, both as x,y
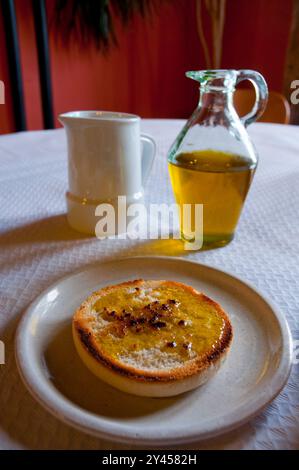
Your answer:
0,120 -> 298,449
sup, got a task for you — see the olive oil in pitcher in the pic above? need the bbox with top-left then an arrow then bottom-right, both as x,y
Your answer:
169,150 -> 255,248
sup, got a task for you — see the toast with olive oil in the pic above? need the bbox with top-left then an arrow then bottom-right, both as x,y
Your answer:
73,279 -> 233,397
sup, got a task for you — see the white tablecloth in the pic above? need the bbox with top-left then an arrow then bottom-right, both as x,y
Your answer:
0,120 -> 298,450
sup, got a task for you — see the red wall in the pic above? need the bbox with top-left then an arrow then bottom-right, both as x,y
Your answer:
0,0 -> 293,133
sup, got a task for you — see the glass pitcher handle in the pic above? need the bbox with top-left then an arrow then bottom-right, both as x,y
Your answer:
236,70 -> 268,127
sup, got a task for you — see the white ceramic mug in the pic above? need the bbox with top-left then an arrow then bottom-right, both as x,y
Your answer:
59,111 -> 156,234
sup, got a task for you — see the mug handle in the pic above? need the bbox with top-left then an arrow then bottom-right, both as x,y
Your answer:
141,134 -> 156,186
236,70 -> 268,127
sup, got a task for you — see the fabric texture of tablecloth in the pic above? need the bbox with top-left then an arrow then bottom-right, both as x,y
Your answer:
0,120 -> 298,449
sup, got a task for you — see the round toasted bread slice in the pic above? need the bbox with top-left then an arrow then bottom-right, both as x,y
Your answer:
73,279 -> 233,397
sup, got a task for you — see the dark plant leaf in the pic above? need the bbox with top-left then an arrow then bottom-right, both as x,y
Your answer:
53,0 -> 170,50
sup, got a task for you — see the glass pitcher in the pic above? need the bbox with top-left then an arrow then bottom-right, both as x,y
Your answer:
168,69 -> 268,249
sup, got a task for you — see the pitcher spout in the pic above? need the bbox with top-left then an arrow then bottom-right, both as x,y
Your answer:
186,69 -> 238,91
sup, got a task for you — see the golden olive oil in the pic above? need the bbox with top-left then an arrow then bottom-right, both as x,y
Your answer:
168,150 -> 255,248
92,284 -> 224,360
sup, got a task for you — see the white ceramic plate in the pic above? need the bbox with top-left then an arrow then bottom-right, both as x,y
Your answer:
15,256 -> 292,446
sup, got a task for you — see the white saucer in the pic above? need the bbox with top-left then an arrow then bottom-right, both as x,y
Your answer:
15,256 -> 292,446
